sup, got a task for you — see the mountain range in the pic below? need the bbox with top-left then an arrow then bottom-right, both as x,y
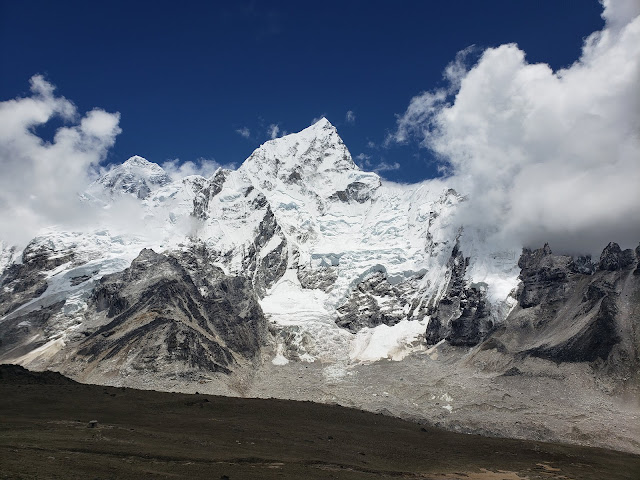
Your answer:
1,118 -> 638,454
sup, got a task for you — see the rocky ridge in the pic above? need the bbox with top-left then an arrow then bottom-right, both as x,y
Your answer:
479,242 -> 640,382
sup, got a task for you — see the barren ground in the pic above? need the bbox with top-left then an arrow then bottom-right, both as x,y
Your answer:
1,369 -> 639,479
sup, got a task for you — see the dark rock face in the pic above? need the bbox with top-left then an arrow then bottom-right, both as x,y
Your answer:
447,285 -> 491,347
0,301 -> 66,361
528,294 -> 620,363
0,241 -> 76,317
484,242 -> 639,369
297,265 -> 338,292
77,246 -> 268,376
336,271 -> 413,332
329,181 -> 376,204
570,255 -> 596,275
517,244 -> 572,309
425,242 -> 493,347
192,169 -> 228,220
70,274 -> 95,286
599,242 -> 635,271
242,206 -> 288,297
286,169 -> 302,184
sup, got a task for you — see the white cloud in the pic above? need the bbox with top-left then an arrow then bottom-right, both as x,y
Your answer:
373,161 -> 400,173
442,45 -> 476,90
235,127 -> 251,138
354,153 -> 371,169
161,158 -> 228,181
354,153 -> 399,174
390,1 -> 640,255
0,75 -> 121,246
387,89 -> 447,146
601,0 -> 640,33
268,123 -> 280,139
345,110 -> 356,124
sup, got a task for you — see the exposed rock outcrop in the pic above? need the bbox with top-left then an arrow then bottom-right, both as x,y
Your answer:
329,180 -> 379,204
598,242 -> 635,271
192,169 -> 229,220
0,241 -> 76,317
482,243 -> 639,377
425,241 -> 493,347
75,247 -> 268,377
241,205 -> 288,297
297,264 -> 338,292
336,271 -> 414,331
517,243 -> 572,309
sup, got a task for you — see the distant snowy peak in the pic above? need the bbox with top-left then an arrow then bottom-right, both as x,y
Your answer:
92,155 -> 172,200
121,155 -> 162,170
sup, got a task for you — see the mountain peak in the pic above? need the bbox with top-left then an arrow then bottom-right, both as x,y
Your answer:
310,116 -> 333,129
92,156 -> 171,199
239,117 -> 358,185
122,155 -> 163,171
298,117 -> 337,139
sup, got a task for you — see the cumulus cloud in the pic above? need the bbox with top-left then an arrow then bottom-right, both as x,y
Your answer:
0,75 -> 121,246
345,110 -> 356,124
235,126 -> 251,138
602,0 -> 640,33
268,123 -> 280,139
390,0 -> 640,255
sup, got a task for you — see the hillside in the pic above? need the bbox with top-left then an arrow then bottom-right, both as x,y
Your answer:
1,365 -> 639,480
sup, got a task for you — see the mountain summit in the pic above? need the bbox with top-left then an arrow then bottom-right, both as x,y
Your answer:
239,117 -> 362,194
90,155 -> 171,200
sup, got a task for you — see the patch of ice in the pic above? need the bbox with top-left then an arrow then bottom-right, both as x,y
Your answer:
261,269 -> 352,363
272,354 -> 289,366
350,318 -> 429,363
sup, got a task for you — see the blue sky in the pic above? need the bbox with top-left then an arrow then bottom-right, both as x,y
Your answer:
0,1 -> 605,182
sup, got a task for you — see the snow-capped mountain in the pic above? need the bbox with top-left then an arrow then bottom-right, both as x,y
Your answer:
87,155 -> 172,200
1,119 -> 639,453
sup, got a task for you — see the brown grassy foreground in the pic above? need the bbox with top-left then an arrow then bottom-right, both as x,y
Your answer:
0,366 -> 638,479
